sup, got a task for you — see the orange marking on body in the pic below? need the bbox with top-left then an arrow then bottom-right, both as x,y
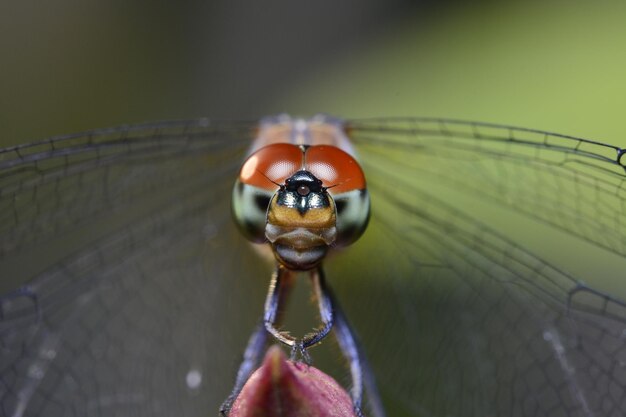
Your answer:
239,143 -> 366,194
239,144 -> 303,191
305,146 -> 366,194
268,202 -> 336,229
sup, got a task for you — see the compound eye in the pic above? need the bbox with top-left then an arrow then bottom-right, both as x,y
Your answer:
232,181 -> 273,243
304,146 -> 369,247
239,144 -> 303,190
332,189 -> 370,247
305,146 -> 366,195
233,144 -> 305,242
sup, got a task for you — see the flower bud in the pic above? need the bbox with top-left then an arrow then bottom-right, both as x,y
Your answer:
230,345 -> 358,417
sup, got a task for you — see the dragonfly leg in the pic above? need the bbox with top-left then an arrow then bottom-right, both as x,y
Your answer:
263,265 -> 298,348
331,288 -> 387,417
301,267 -> 334,349
219,321 -> 268,416
265,265 -> 335,362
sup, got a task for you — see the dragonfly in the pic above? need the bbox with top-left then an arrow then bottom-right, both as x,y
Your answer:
0,114 -> 624,417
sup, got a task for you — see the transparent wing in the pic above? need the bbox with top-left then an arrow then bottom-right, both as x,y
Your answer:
0,120 -> 273,417
2,117 -> 626,417
330,119 -> 626,417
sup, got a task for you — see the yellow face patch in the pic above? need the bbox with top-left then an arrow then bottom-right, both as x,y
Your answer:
267,197 -> 336,229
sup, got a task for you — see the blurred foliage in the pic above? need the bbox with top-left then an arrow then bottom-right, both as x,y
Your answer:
0,0 -> 415,145
277,0 -> 626,145
3,1 -> 625,143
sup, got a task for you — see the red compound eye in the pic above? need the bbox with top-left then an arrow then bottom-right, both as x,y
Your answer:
239,144 -> 366,194
305,146 -> 366,194
239,144 -> 303,191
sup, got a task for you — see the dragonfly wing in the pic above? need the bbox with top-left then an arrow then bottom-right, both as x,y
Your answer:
331,119 -> 626,416
0,121 -> 270,417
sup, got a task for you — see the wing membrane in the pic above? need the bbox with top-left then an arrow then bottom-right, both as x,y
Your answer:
348,118 -> 626,257
330,119 -> 626,416
0,120 -> 271,417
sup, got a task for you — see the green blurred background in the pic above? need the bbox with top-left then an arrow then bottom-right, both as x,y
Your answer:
2,0 -> 626,147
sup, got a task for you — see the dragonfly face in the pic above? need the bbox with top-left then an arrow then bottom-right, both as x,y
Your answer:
232,120 -> 370,270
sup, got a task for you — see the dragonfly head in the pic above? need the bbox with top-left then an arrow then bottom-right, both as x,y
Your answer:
232,143 -> 370,270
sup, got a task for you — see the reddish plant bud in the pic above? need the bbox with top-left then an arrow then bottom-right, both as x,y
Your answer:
230,345 -> 358,417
